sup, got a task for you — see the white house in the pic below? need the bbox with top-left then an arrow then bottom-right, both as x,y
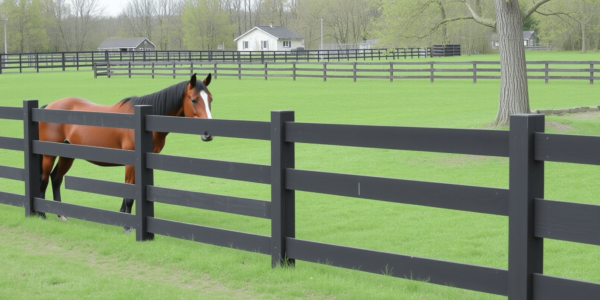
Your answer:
234,23 -> 304,51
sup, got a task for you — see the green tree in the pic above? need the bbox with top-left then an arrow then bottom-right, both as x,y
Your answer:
182,0 -> 233,50
2,0 -> 49,52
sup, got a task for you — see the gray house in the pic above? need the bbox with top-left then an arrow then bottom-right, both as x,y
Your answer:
523,30 -> 538,46
490,31 -> 539,49
98,38 -> 156,52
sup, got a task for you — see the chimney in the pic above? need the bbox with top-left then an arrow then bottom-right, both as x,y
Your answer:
270,22 -> 274,28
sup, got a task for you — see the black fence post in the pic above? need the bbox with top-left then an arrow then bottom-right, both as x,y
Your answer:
0,53 -> 3,74
544,63 -> 549,84
590,63 -> 594,85
62,53 -> 65,71
134,105 -> 154,241
23,100 -> 42,217
508,114 -> 545,300
271,110 -> 295,268
353,62 -> 357,82
430,61 -> 434,83
473,63 -> 477,84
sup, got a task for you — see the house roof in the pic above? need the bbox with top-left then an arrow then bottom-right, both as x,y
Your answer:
523,30 -> 537,40
234,26 -> 304,41
490,31 -> 537,41
98,38 -> 155,49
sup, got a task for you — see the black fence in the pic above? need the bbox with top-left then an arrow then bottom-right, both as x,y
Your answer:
431,44 -> 461,57
2,101 -> 600,299
93,60 -> 600,85
0,48 -> 441,74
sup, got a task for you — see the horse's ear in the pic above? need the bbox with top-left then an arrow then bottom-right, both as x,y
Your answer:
203,73 -> 212,86
189,73 -> 197,89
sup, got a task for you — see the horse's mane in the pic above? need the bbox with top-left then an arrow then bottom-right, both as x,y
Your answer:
119,79 -> 207,116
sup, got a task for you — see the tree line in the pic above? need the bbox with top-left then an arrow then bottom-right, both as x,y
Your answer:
0,0 -> 598,54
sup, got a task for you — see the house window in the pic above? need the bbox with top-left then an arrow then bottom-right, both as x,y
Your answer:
524,40 -> 528,46
243,41 -> 249,49
283,40 -> 291,48
262,40 -> 269,49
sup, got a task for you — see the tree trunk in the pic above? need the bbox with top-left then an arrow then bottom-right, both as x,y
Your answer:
438,1 -> 449,45
581,23 -> 587,53
492,0 -> 530,127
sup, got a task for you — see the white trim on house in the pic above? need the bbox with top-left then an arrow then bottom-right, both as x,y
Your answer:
234,25 -> 304,51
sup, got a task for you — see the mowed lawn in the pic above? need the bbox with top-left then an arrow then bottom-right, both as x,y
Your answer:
1,51 -> 600,299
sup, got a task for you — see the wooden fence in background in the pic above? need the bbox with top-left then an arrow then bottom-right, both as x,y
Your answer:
0,48 -> 433,74
1,101 -> 600,299
93,60 -> 600,84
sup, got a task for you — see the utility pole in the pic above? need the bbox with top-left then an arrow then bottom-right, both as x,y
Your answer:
1,18 -> 7,54
320,18 -> 323,51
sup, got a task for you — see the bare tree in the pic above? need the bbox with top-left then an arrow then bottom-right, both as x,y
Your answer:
71,0 -> 105,51
122,0 -> 156,40
155,0 -> 181,49
43,0 -> 73,51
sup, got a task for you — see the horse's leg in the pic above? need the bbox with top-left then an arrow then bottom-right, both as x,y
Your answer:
121,165 -> 135,233
38,155 -> 57,219
50,156 -> 75,221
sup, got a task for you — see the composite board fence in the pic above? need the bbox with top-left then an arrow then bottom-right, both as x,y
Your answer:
94,60 -> 600,84
2,101 -> 600,299
0,48 -> 433,74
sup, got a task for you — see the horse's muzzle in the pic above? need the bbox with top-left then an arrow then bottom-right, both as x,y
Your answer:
201,134 -> 213,142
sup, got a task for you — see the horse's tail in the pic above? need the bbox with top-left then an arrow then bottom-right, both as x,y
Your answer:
40,104 -> 48,109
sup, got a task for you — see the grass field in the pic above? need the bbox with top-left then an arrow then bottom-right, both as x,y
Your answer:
1,51 -> 600,299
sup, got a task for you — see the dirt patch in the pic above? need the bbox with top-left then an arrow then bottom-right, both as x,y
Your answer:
0,226 -> 263,299
545,121 -> 573,132
558,110 -> 600,120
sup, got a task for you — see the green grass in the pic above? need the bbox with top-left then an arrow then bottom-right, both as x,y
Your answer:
1,51 -> 600,299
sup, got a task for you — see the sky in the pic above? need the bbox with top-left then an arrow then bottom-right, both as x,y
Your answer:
98,0 -> 130,17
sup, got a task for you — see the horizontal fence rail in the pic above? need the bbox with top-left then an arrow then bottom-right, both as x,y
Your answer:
94,60 -> 599,84
0,48 -> 437,74
286,169 -> 509,215
286,238 -> 509,296
3,102 -> 600,299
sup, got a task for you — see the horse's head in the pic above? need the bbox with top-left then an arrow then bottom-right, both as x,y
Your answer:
184,73 -> 214,142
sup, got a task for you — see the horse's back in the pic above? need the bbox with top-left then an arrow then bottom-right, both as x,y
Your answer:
45,97 -> 129,114
40,98 -> 134,153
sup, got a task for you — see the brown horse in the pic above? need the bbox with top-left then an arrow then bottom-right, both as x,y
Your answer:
39,73 -> 213,231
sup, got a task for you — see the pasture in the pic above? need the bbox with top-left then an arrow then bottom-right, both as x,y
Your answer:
1,51 -> 600,299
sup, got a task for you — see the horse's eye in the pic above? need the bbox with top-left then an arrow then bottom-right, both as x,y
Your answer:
192,100 -> 198,104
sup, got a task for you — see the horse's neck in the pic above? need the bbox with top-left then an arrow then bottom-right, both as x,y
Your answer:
152,103 -> 186,153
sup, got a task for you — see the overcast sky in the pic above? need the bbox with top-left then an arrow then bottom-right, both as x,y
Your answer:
98,0 -> 129,17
